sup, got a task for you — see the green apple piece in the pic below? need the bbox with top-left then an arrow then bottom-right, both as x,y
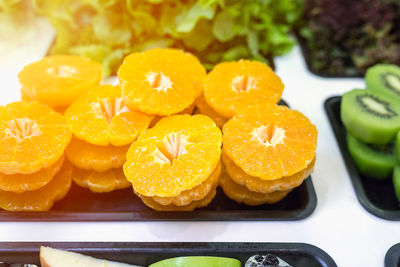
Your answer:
149,256 -> 241,267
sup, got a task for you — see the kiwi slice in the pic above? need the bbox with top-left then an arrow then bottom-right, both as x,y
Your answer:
149,256 -> 241,267
347,133 -> 397,179
341,89 -> 400,144
366,64 -> 400,102
393,166 -> 400,203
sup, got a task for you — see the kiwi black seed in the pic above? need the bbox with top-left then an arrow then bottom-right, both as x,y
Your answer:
366,64 -> 400,102
341,89 -> 400,144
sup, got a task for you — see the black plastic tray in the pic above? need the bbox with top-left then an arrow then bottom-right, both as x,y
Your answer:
324,96 -> 400,220
385,243 -> 400,267
0,179 -> 316,221
0,242 -> 337,267
0,99 -> 317,222
295,32 -> 363,78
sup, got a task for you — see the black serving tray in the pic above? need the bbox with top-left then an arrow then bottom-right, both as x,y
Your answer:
0,99 -> 317,222
324,96 -> 400,220
0,242 -> 337,267
385,243 -> 400,267
0,179 -> 316,221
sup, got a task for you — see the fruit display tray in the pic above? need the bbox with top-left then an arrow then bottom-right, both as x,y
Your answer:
385,243 -> 400,267
0,99 -> 317,222
0,242 -> 337,267
324,96 -> 400,220
0,179 -> 316,221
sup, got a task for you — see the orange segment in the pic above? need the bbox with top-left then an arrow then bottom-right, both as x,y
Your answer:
65,85 -> 153,146
0,155 -> 64,193
223,152 -> 315,193
118,48 -> 206,116
0,161 -> 73,211
152,162 -> 221,206
222,104 -> 317,179
124,114 -> 222,197
0,101 -> 72,175
72,167 -> 130,193
18,55 -> 102,109
139,188 -> 217,211
219,171 -> 291,206
66,137 -> 129,172
195,93 -> 229,128
203,60 -> 284,118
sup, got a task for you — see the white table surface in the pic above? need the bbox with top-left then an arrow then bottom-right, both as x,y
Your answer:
0,18 -> 399,267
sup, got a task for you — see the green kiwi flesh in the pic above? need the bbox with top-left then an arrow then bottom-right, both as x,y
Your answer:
341,89 -> 400,144
366,64 -> 400,102
347,133 -> 397,180
393,166 -> 400,203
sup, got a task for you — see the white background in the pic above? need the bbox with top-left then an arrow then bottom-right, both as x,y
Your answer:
0,18 -> 399,267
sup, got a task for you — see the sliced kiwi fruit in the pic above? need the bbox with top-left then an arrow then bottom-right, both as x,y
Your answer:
393,166 -> 400,203
149,256 -> 241,267
347,133 -> 397,179
397,131 -> 400,162
366,64 -> 400,102
341,89 -> 400,144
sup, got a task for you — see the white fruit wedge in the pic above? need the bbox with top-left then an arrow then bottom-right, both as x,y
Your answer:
40,246 -> 141,267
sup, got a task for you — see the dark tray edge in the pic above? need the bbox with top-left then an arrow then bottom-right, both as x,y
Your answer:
294,32 -> 363,79
0,177 -> 317,221
0,242 -> 337,267
385,243 -> 400,267
324,96 -> 400,221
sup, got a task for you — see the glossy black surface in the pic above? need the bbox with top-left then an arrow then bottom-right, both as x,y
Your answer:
0,242 -> 337,267
385,243 -> 400,267
324,96 -> 400,220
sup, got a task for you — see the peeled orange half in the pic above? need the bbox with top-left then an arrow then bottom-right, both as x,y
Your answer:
0,101 -> 71,175
18,55 -> 102,109
223,104 -> 317,180
65,85 -> 153,147
203,60 -> 284,118
0,161 -> 73,212
118,48 -> 206,116
124,114 -> 222,197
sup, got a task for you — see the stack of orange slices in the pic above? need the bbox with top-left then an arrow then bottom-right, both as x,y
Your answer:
18,55 -> 102,113
197,60 -> 284,127
0,48 -> 318,212
221,104 -> 318,206
0,101 -> 72,211
64,85 -> 153,193
123,114 -> 222,211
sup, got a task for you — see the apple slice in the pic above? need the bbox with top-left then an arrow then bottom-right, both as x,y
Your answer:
40,246 -> 140,267
149,256 -> 241,267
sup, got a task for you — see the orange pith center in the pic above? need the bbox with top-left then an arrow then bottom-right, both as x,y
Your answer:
154,133 -> 189,165
252,125 -> 285,147
47,65 -> 77,77
95,97 -> 130,122
6,118 -> 41,143
146,71 -> 173,92
232,75 -> 256,92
